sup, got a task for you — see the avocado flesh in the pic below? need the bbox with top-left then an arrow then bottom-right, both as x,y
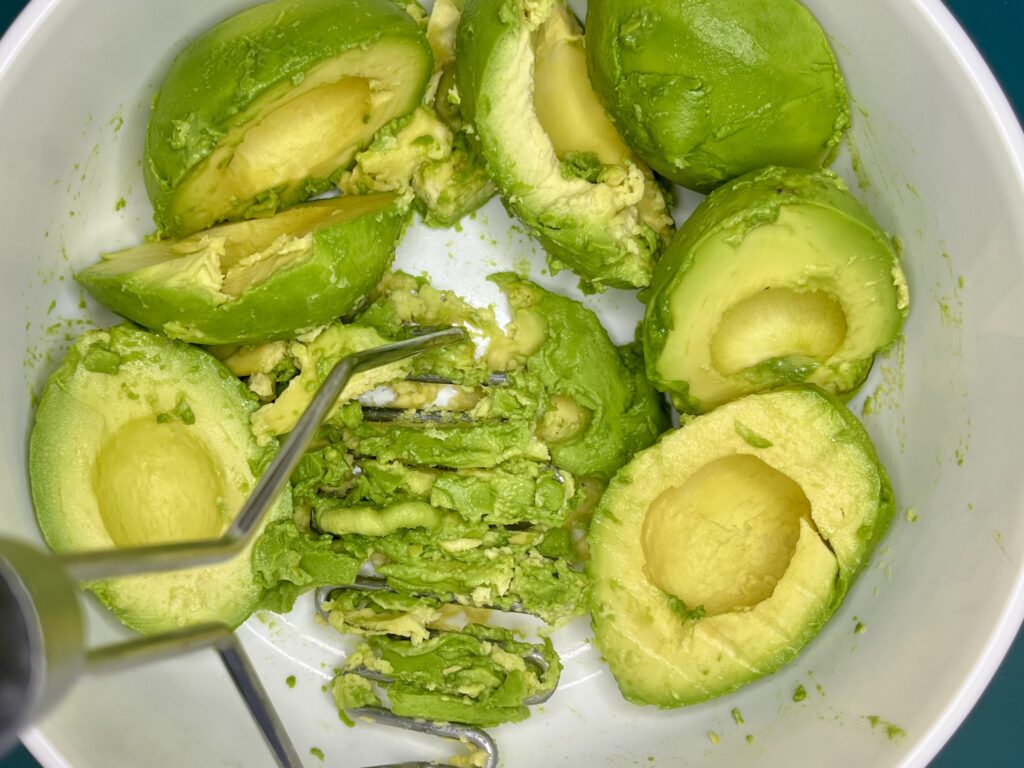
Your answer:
457,0 -> 673,289
585,0 -> 850,191
28,326 -> 290,634
645,167 -> 909,413
340,0 -> 497,228
589,387 -> 895,706
78,194 -> 405,346
145,0 -> 433,236
235,272 -> 666,626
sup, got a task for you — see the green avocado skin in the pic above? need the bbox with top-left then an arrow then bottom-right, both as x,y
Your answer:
643,166 -> 905,412
586,0 -> 850,191
145,0 -> 431,236
77,200 -> 407,346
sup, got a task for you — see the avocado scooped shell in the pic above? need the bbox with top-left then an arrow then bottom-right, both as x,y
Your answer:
78,193 -> 407,346
644,166 -> 909,414
589,387 -> 895,706
145,0 -> 433,236
457,0 -> 673,289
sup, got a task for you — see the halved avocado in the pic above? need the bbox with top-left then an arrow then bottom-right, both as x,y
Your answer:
77,194 -> 405,346
589,386 -> 895,706
29,326 -> 291,634
145,0 -> 433,236
644,167 -> 909,414
585,0 -> 850,192
457,0 -> 673,289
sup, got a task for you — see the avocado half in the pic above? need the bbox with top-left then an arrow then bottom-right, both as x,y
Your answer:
29,326 -> 291,634
145,0 -> 433,237
586,0 -> 850,192
78,193 -> 405,346
589,386 -> 895,706
457,0 -> 673,289
644,166 -> 909,414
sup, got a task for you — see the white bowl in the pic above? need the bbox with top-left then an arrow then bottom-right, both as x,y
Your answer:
2,0 -> 1023,766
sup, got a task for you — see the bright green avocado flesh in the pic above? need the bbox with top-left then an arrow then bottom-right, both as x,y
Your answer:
28,326 -> 291,634
457,0 -> 673,289
585,0 -> 850,191
589,387 -> 895,706
644,167 -> 909,413
77,194 -> 405,346
144,0 -> 432,236
219,271 -> 667,725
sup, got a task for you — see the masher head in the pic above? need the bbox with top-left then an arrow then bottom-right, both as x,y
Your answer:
0,540 -> 85,752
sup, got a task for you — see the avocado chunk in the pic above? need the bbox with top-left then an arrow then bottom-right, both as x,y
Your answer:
589,387 -> 895,706
644,167 -> 909,414
457,0 -> 673,289
340,0 -> 498,228
77,194 -> 407,346
585,0 -> 850,191
28,326 -> 291,634
232,271 -> 665,626
145,0 -> 433,236
332,621 -> 560,726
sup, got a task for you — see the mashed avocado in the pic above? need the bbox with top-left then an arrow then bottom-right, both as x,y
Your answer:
232,272 -> 666,629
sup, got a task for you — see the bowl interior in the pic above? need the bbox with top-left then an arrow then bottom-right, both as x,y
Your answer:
2,0 -> 1023,766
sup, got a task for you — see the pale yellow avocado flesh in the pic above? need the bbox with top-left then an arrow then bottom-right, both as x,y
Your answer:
532,5 -> 631,165
590,389 -> 888,705
172,43 -> 417,230
95,419 -> 226,548
656,205 -> 897,409
96,194 -> 393,300
642,454 -> 811,618
29,328 -> 283,634
710,288 -> 848,376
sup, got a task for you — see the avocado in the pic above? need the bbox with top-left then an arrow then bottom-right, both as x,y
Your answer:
77,194 -> 406,346
145,0 -> 433,236
332,621 -> 560,726
340,107 -> 497,229
589,386 -> 895,706
644,167 -> 909,414
456,0 -> 673,289
234,272 -> 665,626
28,326 -> 291,634
340,0 -> 498,228
585,0 -> 850,191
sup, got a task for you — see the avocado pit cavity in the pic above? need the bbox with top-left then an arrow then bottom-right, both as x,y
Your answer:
642,454 -> 810,617
710,287 -> 848,378
532,5 -> 630,167
95,418 -> 226,548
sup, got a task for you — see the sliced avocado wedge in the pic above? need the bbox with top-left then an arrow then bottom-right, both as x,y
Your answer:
78,194 -> 405,346
589,387 -> 895,706
28,326 -> 291,634
644,167 -> 909,413
586,0 -> 850,191
457,0 -> 673,289
145,0 -> 433,236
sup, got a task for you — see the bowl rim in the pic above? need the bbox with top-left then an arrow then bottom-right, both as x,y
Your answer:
2,0 -> 1024,766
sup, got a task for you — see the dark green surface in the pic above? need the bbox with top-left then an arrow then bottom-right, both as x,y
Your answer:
1,0 -> 1023,766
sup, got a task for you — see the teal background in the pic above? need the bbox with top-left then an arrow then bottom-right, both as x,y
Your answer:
0,0 -> 1022,765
